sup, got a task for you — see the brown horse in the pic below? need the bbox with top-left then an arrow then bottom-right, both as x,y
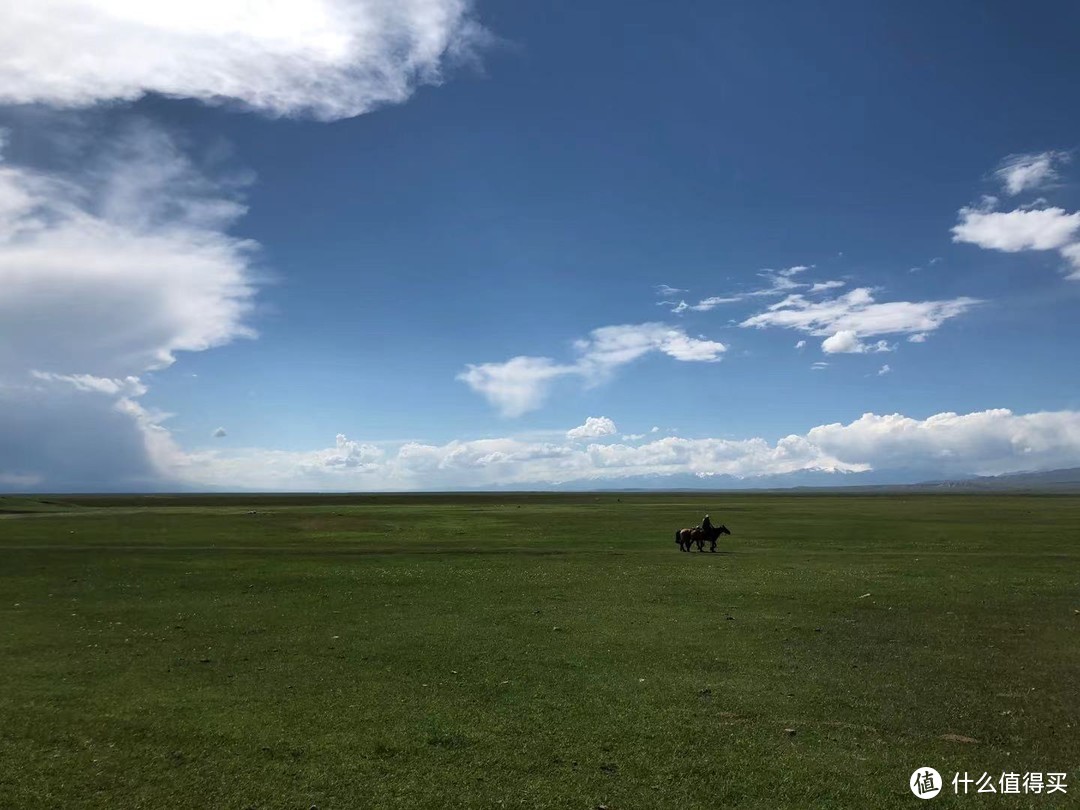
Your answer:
675,523 -> 731,552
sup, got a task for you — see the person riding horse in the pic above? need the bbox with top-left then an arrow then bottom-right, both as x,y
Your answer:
675,514 -> 730,552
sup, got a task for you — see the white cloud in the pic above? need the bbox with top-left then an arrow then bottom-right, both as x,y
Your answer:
877,364 -> 891,376
456,356 -> 573,419
459,323 -> 726,416
807,409 -> 1080,477
795,340 -> 806,350
0,124 -> 259,489
212,427 -> 227,438
742,288 -> 978,342
821,330 -> 892,355
952,206 -> 1080,252
810,362 -> 829,371
567,416 -> 617,441
687,268 -> 808,312
1061,243 -> 1080,279
0,124 -> 255,380
655,284 -> 685,297
952,192 -> 1080,280
994,151 -> 1068,195
687,296 -> 742,311
821,330 -> 859,354
0,0 -> 487,121
138,408 -> 1080,491
908,333 -> 928,343
29,371 -> 148,398
809,280 -> 845,293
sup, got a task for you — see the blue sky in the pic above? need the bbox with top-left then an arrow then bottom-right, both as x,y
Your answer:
1,0 -> 1080,490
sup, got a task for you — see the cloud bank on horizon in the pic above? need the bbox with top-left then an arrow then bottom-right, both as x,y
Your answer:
122,408 -> 1080,491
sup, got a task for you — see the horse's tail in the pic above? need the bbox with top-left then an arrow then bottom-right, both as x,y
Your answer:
674,529 -> 681,545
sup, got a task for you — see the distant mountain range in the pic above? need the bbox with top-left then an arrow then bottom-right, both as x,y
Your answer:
544,467 -> 1080,494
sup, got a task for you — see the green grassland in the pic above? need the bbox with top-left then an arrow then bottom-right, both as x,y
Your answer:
1,493 -> 1078,808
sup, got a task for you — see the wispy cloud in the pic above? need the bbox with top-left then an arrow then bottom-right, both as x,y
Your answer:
877,364 -> 891,376
459,323 -> 727,416
0,0 -> 488,120
994,151 -> 1069,196
663,265 -> 814,313
809,280 -> 845,293
654,284 -> 685,297
740,288 -> 979,348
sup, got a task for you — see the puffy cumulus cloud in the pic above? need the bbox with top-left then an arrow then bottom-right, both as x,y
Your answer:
459,323 -> 726,416
820,330 -> 892,355
144,408 -> 1080,491
953,156 -> 1080,279
807,410 -> 1080,477
306,434 -> 385,470
741,288 -> 978,342
0,0 -> 487,120
566,416 -> 617,441
0,123 -> 258,490
952,206 -> 1080,252
994,151 -> 1068,196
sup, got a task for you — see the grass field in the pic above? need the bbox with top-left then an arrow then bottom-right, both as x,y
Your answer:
1,493 -> 1078,808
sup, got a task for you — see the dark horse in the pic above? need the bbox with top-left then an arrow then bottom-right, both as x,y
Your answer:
675,523 -> 731,552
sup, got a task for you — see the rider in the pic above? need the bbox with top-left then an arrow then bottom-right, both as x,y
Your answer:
699,513 -> 713,532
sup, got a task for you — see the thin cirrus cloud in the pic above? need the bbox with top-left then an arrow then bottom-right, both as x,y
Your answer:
994,151 -> 1069,196
661,265 -> 817,314
0,0 -> 488,120
458,323 -> 727,417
